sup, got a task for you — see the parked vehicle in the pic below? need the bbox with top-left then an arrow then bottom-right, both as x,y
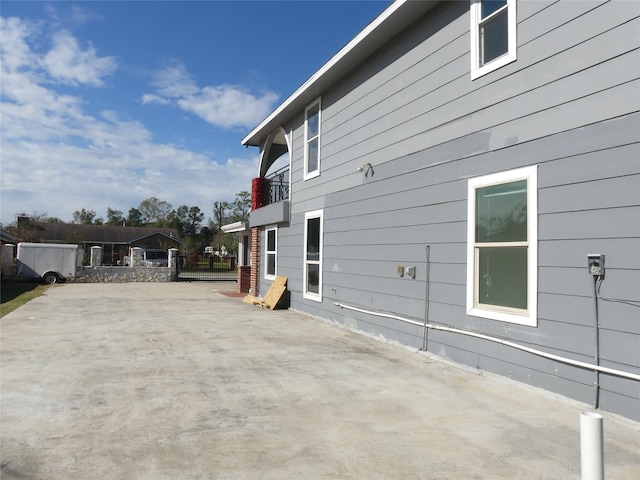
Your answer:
15,242 -> 84,284
123,248 -> 168,267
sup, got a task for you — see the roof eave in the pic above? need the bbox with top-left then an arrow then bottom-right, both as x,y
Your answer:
241,0 -> 438,148
221,221 -> 249,233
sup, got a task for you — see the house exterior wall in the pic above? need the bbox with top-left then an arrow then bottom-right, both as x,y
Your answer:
253,0 -> 640,420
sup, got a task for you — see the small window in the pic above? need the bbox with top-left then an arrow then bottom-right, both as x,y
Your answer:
265,226 -> 277,279
466,166 -> 537,326
303,210 -> 323,301
470,0 -> 517,79
304,98 -> 321,180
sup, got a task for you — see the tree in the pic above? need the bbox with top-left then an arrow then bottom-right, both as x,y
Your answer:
138,197 -> 173,227
106,208 -> 125,226
212,201 -> 230,232
210,201 -> 230,255
231,191 -> 251,222
72,208 -> 97,225
169,205 -> 190,237
10,212 -> 50,242
127,208 -> 143,227
185,206 -> 204,238
199,226 -> 213,249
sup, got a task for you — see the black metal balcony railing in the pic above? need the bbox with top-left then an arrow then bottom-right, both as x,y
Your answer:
266,165 -> 289,204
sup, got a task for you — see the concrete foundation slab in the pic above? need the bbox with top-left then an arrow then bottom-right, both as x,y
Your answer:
1,283 -> 638,479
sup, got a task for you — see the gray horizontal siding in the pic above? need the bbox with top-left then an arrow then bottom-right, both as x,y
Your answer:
540,207 -> 640,239
540,238 -> 640,270
261,0 -> 640,420
317,4 -> 638,181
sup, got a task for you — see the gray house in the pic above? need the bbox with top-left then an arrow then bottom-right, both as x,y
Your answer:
241,0 -> 640,421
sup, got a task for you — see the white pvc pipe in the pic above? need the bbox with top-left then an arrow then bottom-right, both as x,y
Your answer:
333,302 -> 640,382
581,411 -> 604,480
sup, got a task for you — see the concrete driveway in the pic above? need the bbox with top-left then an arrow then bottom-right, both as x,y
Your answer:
1,282 -> 638,480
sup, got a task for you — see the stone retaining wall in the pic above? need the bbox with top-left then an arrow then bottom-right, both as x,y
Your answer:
73,247 -> 179,283
79,266 -> 174,283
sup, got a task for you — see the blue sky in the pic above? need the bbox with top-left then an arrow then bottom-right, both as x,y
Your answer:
0,0 -> 389,225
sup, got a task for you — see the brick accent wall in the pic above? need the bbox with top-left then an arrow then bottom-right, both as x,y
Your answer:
237,266 -> 251,293
250,226 -> 260,296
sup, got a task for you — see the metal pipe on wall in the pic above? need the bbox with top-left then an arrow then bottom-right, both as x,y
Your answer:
333,302 -> 640,382
421,245 -> 431,352
592,276 -> 601,409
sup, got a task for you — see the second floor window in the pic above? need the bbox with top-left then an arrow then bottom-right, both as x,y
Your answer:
304,98 -> 321,180
470,0 -> 517,79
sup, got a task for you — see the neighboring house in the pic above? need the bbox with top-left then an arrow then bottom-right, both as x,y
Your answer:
0,229 -> 20,274
241,0 -> 640,421
0,228 -> 20,245
15,219 -> 182,265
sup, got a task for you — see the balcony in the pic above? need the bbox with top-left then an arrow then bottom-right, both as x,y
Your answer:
266,165 -> 289,204
249,166 -> 290,228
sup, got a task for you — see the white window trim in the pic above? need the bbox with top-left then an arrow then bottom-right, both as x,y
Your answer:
303,98 -> 321,181
470,0 -> 517,80
303,209 -> 323,302
265,226 -> 277,280
466,166 -> 538,326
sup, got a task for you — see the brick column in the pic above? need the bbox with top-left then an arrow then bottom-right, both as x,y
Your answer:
250,226 -> 260,296
237,266 -> 251,293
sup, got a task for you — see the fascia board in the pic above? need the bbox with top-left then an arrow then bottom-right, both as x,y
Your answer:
241,0 -> 437,147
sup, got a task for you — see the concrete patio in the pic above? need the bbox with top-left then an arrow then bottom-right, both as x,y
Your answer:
1,282 -> 638,479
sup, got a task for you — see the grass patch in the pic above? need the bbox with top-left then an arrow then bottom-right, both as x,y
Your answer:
1,282 -> 49,318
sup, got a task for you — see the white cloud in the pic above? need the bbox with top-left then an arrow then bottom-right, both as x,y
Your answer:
150,61 -> 199,98
42,29 -> 117,86
141,93 -> 171,106
0,17 -> 259,225
1,137 -> 259,223
1,17 -> 112,143
0,17 -> 37,73
178,85 -> 279,129
143,61 -> 279,129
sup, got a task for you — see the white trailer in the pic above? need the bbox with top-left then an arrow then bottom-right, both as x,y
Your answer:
16,243 -> 84,284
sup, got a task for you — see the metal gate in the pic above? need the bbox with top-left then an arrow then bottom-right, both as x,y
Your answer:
177,254 -> 237,281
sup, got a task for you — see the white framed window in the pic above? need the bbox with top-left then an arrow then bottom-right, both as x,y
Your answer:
303,210 -> 323,301
304,98 -> 321,180
470,0 -> 517,79
265,226 -> 277,279
466,166 -> 537,326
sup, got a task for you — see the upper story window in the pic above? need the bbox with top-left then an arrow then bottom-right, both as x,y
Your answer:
304,98 -> 321,180
470,0 -> 517,79
466,166 -> 537,326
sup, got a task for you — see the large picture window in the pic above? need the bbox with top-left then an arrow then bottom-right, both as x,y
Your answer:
466,166 -> 537,326
304,210 -> 323,301
470,0 -> 517,79
304,98 -> 321,180
265,226 -> 277,279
